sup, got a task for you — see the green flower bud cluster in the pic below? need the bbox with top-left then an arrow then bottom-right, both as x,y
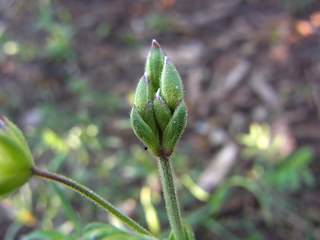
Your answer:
131,40 -> 187,157
0,115 -> 34,197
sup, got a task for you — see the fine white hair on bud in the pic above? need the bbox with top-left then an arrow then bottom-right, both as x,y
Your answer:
0,115 -> 7,130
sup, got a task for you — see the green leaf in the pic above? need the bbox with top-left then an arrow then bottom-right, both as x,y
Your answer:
286,147 -> 313,168
182,220 -> 195,240
50,182 -> 82,234
22,230 -> 73,240
263,147 -> 314,192
80,223 -> 151,240
209,185 -> 229,216
169,220 -> 195,240
301,170 -> 314,187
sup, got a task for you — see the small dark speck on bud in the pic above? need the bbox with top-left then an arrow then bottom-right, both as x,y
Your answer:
144,145 -> 148,150
144,100 -> 152,111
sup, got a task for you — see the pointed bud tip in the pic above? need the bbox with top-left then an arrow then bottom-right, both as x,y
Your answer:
148,39 -> 162,57
152,39 -> 161,48
155,89 -> 165,104
155,89 -> 162,102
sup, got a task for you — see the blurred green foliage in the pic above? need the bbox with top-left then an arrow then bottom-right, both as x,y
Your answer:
145,14 -> 175,33
35,0 -> 74,60
182,123 -> 314,239
22,222 -> 154,240
278,0 -> 316,14
1,1 -> 317,239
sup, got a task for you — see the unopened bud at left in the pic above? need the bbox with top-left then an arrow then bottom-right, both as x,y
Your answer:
0,115 -> 34,197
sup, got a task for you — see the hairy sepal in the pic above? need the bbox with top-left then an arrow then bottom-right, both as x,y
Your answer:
162,101 -> 187,156
130,106 -> 160,156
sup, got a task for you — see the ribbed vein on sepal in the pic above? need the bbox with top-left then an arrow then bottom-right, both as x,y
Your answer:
153,91 -> 172,133
143,100 -> 158,137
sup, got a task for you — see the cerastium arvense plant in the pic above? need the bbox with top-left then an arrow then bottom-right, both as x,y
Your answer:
0,40 -> 194,240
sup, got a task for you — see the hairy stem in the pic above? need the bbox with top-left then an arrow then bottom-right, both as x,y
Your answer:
158,157 -> 185,240
31,167 -> 154,238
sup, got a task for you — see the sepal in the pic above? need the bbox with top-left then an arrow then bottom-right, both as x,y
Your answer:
134,75 -> 149,113
160,57 -> 184,111
130,106 -> 160,156
162,101 -> 187,156
153,89 -> 172,132
145,39 -> 165,95
143,100 -> 158,137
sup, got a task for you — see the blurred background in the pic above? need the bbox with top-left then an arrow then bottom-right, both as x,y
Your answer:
0,0 -> 320,239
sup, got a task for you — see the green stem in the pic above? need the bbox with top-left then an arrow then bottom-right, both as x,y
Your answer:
31,167 -> 154,238
158,157 -> 185,240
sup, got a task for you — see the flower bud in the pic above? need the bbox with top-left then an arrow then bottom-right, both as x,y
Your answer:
145,39 -> 165,95
0,115 -> 34,197
131,40 -> 187,158
162,101 -> 187,157
160,57 -> 183,111
130,106 -> 160,156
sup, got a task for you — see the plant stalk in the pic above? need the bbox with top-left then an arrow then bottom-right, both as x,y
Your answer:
158,157 -> 185,240
31,167 -> 154,238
